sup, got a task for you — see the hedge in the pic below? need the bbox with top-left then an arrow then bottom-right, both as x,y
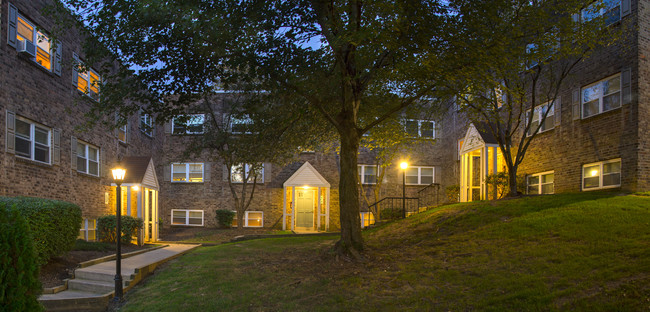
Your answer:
97,215 -> 143,244
0,197 -> 82,266
0,204 -> 43,311
215,209 -> 235,228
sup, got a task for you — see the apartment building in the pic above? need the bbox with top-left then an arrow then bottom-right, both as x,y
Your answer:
1,0 -> 648,239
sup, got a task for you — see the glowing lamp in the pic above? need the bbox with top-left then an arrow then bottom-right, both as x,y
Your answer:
112,168 -> 126,181
132,185 -> 140,192
590,170 -> 599,177
400,162 -> 408,170
302,185 -> 310,189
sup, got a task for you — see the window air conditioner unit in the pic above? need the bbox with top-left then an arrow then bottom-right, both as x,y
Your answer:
17,40 -> 36,58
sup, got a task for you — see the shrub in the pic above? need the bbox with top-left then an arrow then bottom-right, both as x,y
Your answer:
0,196 -> 82,266
0,204 -> 43,311
215,210 -> 235,228
485,172 -> 509,200
97,215 -> 144,244
446,185 -> 460,203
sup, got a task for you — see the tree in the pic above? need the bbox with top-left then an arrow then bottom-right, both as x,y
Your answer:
58,0 -> 452,258
442,0 -> 623,197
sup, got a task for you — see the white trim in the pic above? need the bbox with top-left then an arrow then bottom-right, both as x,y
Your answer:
171,209 -> 204,226
358,164 -> 378,185
14,116 -> 51,164
230,163 -> 264,183
360,212 -> 375,229
140,113 -> 153,137
525,101 -> 555,137
405,119 -> 435,139
581,73 -> 622,119
172,114 -> 205,134
232,211 -> 264,228
404,166 -> 435,185
171,163 -> 204,183
76,140 -> 100,176
16,14 -> 53,71
582,158 -> 622,191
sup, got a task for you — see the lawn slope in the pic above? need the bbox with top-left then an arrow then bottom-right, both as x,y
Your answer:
119,192 -> 650,311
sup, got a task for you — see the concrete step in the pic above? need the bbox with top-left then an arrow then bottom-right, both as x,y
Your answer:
74,269 -> 132,283
67,278 -> 124,294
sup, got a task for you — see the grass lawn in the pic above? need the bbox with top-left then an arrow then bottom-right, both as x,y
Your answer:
118,192 -> 650,311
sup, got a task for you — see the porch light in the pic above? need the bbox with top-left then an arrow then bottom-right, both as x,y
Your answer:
400,162 -> 408,170
302,185 -> 310,189
132,185 -> 140,192
112,168 -> 126,181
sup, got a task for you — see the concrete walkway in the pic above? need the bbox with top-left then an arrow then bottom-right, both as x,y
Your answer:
39,244 -> 200,312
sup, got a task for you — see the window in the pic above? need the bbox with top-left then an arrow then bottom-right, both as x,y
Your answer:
77,141 -> 99,176
405,120 -> 435,139
526,101 -> 555,136
231,164 -> 264,183
231,211 -> 263,227
229,115 -> 253,134
405,166 -> 434,185
16,15 -> 52,71
173,114 -> 204,134
582,0 -> 620,24
117,124 -> 127,143
171,209 -> 204,226
358,165 -> 378,184
583,159 -> 621,190
171,163 -> 204,182
582,74 -> 621,118
76,65 -> 100,100
140,113 -> 153,137
360,212 -> 375,228
78,219 -> 97,241
526,43 -> 539,69
527,171 -> 554,195
15,117 -> 50,164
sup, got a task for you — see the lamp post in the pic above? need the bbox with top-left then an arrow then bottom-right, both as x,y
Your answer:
111,167 -> 126,301
400,162 -> 408,219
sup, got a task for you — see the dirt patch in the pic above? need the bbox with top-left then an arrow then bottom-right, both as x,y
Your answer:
39,244 -> 150,289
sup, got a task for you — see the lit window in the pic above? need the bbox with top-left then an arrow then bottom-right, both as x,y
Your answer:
582,0 -> 621,24
15,117 -> 50,164
360,212 -> 375,228
527,171 -> 554,195
77,141 -> 99,176
140,113 -> 153,137
405,166 -> 434,185
171,209 -> 204,226
231,164 -> 264,183
171,163 -> 204,183
405,120 -> 435,139
117,123 -> 127,143
16,15 -> 52,71
231,211 -> 263,227
76,62 -> 101,100
582,74 -> 621,118
583,159 -> 621,190
78,219 -> 97,241
358,165 -> 378,184
172,114 -> 204,134
526,101 -> 555,136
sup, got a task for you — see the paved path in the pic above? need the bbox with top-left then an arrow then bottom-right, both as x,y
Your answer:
39,244 -> 200,311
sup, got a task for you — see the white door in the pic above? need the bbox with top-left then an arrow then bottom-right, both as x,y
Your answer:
296,190 -> 314,228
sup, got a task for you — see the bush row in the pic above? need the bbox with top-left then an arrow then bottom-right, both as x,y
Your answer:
0,196 -> 82,266
97,215 -> 143,244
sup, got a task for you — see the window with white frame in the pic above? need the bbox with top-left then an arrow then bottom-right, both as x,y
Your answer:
582,0 -> 621,24
76,65 -> 100,100
231,211 -> 263,227
360,212 -> 375,228
358,165 -> 378,185
171,209 -> 204,226
117,123 -> 127,143
78,219 -> 97,241
15,117 -> 50,164
231,164 -> 264,183
171,163 -> 204,182
16,14 -> 52,71
77,141 -> 99,176
172,114 -> 204,134
583,159 -> 621,190
582,74 -> 621,119
405,166 -> 434,185
140,113 -> 153,137
527,171 -> 554,195
229,115 -> 254,134
526,101 -> 555,136
405,120 -> 435,139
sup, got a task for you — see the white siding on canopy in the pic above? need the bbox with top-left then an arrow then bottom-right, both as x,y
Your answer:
142,159 -> 160,190
283,162 -> 330,187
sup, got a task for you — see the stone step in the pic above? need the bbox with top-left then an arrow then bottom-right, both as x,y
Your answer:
74,269 -> 132,283
67,278 -> 124,294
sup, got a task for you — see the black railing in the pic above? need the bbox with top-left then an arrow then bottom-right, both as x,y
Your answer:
417,183 -> 441,209
367,196 -> 419,222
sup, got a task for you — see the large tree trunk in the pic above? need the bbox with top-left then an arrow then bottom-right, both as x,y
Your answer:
335,124 -> 364,258
508,166 -> 518,197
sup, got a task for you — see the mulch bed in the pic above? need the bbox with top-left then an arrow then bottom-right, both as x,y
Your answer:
39,244 -> 150,289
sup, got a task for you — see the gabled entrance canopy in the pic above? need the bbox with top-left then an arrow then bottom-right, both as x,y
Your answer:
111,156 -> 160,243
459,123 -> 505,202
283,162 -> 330,232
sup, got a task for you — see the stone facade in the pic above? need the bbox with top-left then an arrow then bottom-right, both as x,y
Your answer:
1,0 -> 648,235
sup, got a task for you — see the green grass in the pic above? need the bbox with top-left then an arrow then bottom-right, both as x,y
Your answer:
119,192 -> 650,311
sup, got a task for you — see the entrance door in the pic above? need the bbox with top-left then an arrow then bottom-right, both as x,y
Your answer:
461,148 -> 484,202
296,190 -> 314,228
